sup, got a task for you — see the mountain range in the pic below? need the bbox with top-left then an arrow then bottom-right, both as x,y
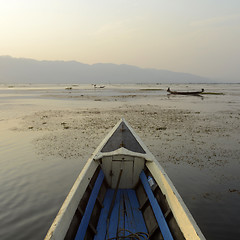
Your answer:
0,56 -> 213,84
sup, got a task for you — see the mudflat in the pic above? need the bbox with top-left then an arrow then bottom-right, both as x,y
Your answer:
0,83 -> 239,240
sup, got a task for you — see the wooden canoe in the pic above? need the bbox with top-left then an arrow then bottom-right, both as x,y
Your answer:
167,88 -> 204,95
45,119 -> 205,240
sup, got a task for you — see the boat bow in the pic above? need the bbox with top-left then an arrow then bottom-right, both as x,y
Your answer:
45,118 -> 206,240
92,118 -> 155,161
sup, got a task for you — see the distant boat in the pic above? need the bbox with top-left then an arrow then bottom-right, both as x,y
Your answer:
45,119 -> 205,240
93,84 -> 105,89
167,87 -> 204,95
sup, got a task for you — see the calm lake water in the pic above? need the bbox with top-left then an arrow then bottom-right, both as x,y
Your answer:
0,83 -> 239,240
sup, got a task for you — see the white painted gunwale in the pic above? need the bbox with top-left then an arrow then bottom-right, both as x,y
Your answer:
44,157 -> 98,240
44,119 -> 126,240
122,119 -> 205,240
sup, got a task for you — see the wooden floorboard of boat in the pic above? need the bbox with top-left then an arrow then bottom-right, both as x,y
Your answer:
94,189 -> 147,239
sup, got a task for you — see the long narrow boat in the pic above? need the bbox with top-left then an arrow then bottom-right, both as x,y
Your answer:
45,119 -> 205,240
167,88 -> 204,95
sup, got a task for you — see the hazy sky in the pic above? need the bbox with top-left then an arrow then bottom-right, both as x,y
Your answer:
1,0 -> 240,81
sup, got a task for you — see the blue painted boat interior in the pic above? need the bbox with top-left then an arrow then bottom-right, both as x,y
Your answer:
74,170 -> 174,240
94,189 -> 148,239
140,172 -> 174,240
75,170 -> 105,240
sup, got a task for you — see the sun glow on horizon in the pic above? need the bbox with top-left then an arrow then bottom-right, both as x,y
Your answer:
1,0 -> 240,81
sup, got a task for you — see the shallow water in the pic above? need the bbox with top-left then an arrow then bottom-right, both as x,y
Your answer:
0,83 -> 239,240
165,161 -> 240,239
0,129 -> 86,240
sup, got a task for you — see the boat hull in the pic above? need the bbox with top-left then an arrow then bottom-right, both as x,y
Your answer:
167,87 -> 204,95
45,119 -> 205,240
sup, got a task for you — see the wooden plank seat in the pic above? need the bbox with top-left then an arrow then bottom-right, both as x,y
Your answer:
140,171 -> 174,240
94,189 -> 148,239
